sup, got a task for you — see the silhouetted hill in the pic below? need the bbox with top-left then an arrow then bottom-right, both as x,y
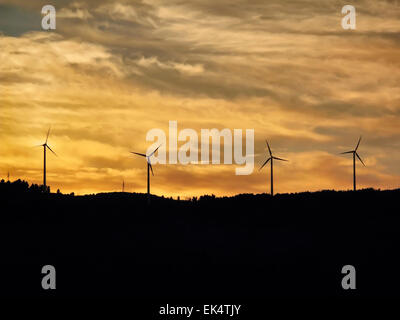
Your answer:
0,179 -> 399,299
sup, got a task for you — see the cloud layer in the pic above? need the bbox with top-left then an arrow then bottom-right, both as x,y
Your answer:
1,0 -> 399,196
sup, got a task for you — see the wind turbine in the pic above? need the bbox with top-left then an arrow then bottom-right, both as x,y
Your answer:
130,144 -> 161,203
259,140 -> 288,196
37,127 -> 57,192
340,136 -> 365,191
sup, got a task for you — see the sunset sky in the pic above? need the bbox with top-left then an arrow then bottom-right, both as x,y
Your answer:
1,0 -> 400,197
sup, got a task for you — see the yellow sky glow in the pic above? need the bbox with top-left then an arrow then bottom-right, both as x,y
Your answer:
1,0 -> 400,196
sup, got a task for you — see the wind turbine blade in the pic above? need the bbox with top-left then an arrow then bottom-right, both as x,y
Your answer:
355,136 -> 362,151
259,157 -> 271,171
340,151 -> 354,154
131,151 -> 146,157
273,156 -> 288,161
149,163 -> 154,176
148,144 -> 162,157
266,140 -> 272,156
356,152 -> 365,166
46,145 -> 57,156
45,127 -> 51,144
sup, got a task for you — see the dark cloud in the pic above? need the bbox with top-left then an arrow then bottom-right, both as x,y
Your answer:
0,4 -> 41,36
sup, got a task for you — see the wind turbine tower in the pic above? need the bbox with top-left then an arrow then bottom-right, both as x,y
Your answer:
37,127 -> 57,192
341,136 -> 365,191
131,144 -> 161,203
259,140 -> 288,196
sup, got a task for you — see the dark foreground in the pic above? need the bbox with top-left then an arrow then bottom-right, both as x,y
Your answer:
0,180 -> 399,300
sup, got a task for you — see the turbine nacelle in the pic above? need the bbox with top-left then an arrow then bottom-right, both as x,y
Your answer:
36,127 -> 57,156
259,140 -> 288,171
42,143 -> 57,157
340,136 -> 365,166
130,144 -> 161,176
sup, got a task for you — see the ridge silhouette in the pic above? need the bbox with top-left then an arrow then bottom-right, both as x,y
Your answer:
1,179 -> 399,298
